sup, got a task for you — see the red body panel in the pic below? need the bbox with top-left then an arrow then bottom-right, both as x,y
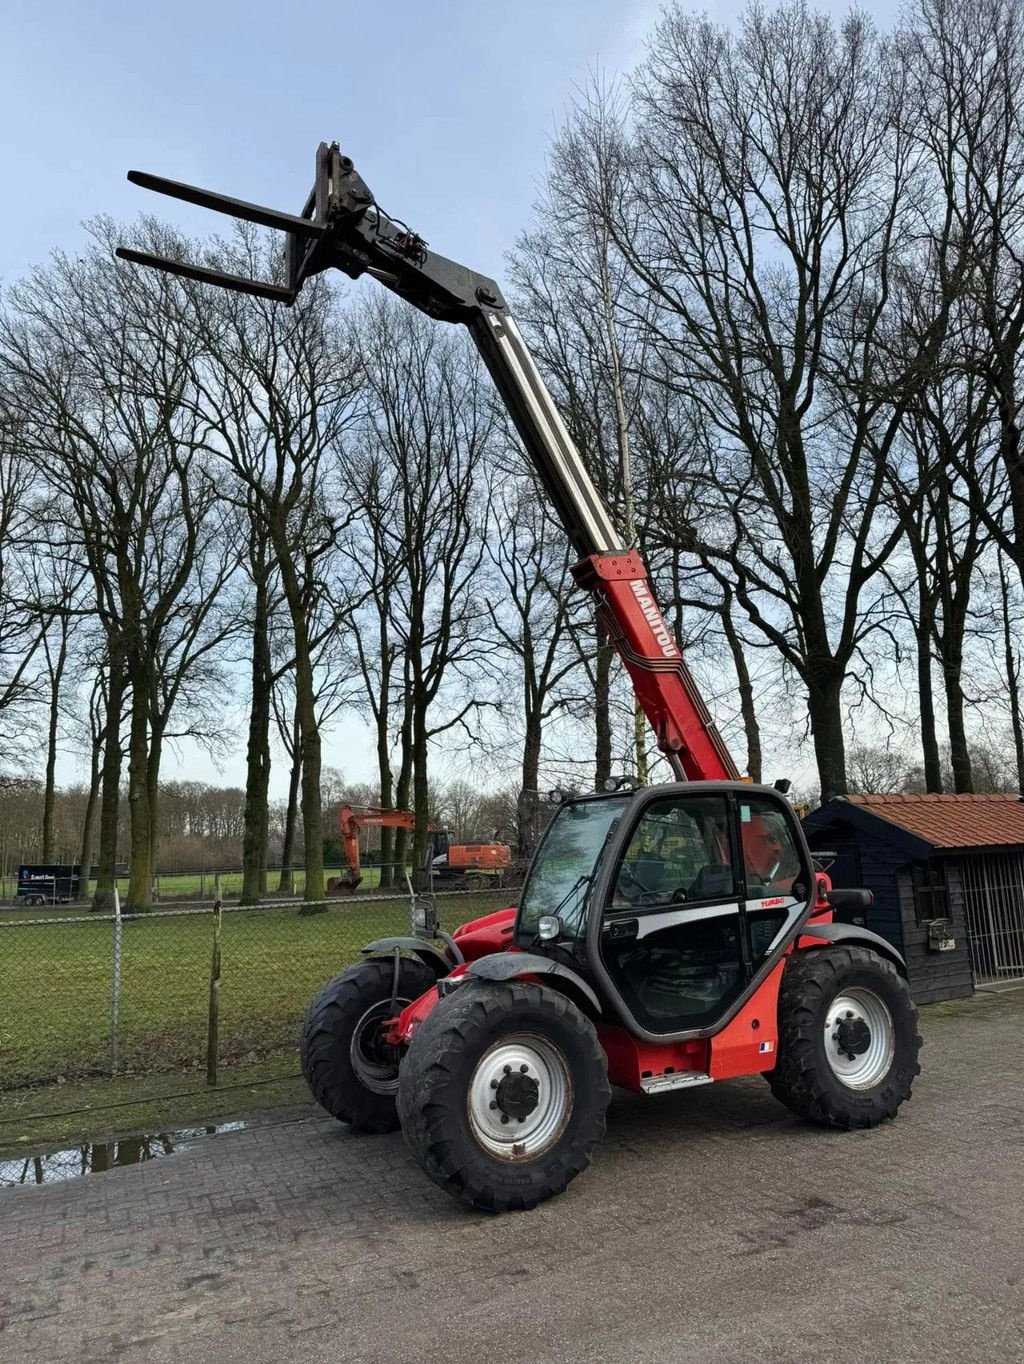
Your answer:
708,962 -> 783,1078
596,1024 -> 709,1092
451,906 -> 517,960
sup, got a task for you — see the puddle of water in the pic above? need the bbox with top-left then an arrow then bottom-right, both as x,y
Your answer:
0,1120 -> 248,1188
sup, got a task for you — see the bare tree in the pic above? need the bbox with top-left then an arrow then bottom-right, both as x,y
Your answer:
182,225 -> 361,906
906,0 -> 1024,588
21,540 -> 88,860
1,222 -> 235,909
564,6 -> 935,795
508,131 -> 658,786
269,596 -> 359,900
0,406 -> 45,763
342,297 -> 493,866
484,470 -> 585,852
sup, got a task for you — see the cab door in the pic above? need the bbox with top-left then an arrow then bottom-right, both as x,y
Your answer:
593,789 -> 807,1035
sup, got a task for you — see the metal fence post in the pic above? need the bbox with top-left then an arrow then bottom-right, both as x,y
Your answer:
206,898 -> 223,1086
110,887 -> 123,1076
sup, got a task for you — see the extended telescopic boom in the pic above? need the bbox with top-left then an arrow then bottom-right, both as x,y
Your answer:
117,142 -> 739,781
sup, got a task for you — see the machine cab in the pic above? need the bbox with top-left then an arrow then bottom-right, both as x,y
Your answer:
514,783 -> 815,1039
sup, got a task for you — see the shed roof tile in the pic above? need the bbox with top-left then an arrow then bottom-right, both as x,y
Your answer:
844,793 -> 1024,849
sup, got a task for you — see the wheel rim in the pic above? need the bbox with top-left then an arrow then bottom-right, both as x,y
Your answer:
824,988 -> 895,1090
466,1035 -> 572,1161
349,998 -> 413,1095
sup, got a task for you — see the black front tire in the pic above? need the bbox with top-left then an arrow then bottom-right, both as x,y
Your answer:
768,945 -> 922,1129
397,980 -> 610,1212
300,956 -> 435,1133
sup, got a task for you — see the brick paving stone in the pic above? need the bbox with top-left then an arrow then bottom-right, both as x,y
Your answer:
0,995 -> 1022,1363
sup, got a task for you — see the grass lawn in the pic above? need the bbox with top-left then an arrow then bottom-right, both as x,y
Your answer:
0,891 -> 508,1090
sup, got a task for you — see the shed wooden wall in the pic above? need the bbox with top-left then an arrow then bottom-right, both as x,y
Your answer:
803,818 -> 977,1004
803,820 -> 904,950
897,860 -> 975,1005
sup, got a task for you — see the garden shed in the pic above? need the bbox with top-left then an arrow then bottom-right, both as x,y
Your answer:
801,794 -> 1024,1004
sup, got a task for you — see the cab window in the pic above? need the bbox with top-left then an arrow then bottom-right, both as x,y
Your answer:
739,798 -> 802,896
740,796 -> 805,964
612,795 -> 735,910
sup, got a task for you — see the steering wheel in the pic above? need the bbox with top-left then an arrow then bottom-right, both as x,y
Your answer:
617,863 -> 653,900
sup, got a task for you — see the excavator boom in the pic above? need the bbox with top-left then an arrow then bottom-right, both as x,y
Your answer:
118,144 -> 738,782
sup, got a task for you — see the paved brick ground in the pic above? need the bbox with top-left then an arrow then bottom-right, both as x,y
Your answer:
1,993 -> 1023,1364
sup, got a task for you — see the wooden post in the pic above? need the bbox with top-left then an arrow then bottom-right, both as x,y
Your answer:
110,887 -> 123,1076
206,898 -> 223,1086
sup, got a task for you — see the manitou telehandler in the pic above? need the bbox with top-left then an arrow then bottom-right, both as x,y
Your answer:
120,144 -> 922,1212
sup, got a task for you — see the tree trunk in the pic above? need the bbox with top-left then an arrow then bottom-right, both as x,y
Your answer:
295,676 -> 324,910
594,614 -> 613,787
125,677 -> 153,911
807,673 -> 847,799
79,730 -> 102,891
1000,555 -> 1024,797
942,649 -> 974,794
276,567 -> 324,911
40,630 -> 69,862
721,597 -> 761,783
375,678 -> 395,888
520,711 -> 543,857
994,362 -> 1024,588
241,576 -> 272,905
277,710 -> 301,894
411,695 -> 430,871
632,702 -> 649,784
93,654 -> 125,911
391,694 -> 414,883
916,593 -> 943,793
146,723 -> 163,897
1008,644 -> 1024,799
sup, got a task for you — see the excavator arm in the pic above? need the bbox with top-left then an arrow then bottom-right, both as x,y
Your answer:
117,143 -> 738,782
336,804 -> 433,890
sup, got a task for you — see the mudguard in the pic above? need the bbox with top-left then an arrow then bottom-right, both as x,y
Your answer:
361,936 -> 461,975
466,951 -> 602,1016
797,920 -> 907,976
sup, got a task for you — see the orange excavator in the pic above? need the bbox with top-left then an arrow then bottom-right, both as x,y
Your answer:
328,804 -> 511,892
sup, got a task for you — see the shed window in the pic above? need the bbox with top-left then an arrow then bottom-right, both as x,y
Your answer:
911,860 -> 949,924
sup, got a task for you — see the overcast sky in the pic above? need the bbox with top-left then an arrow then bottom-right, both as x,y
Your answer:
2,0 -> 901,796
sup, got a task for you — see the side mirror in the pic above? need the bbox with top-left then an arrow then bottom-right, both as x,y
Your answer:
827,888 -> 873,911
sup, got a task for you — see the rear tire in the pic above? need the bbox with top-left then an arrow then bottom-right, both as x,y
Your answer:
768,945 -> 922,1129
397,980 -> 610,1212
301,956 -> 435,1133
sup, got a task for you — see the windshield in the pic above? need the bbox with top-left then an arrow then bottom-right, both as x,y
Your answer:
518,796 -> 630,942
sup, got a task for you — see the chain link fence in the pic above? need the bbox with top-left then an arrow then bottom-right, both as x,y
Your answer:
1,859 -> 510,906
0,887 -> 506,1097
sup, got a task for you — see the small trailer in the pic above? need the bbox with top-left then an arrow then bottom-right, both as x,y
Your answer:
15,864 -> 83,907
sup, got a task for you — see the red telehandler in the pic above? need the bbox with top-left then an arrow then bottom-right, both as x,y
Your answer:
119,144 -> 922,1212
